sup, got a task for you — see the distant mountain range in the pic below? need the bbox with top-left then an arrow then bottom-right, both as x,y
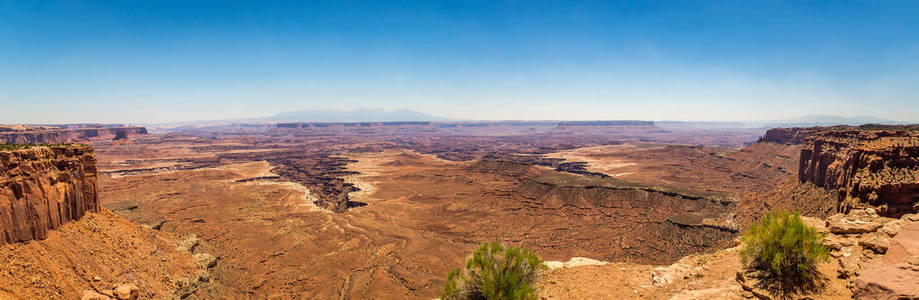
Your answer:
267,109 -> 451,122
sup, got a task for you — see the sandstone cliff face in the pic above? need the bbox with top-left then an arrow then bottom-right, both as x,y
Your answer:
0,145 -> 99,245
760,125 -> 919,145
796,128 -> 919,216
0,126 -> 147,144
758,127 -> 816,144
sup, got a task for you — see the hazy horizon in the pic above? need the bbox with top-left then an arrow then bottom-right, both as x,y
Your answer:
99,109 -> 919,126
2,1 -> 918,124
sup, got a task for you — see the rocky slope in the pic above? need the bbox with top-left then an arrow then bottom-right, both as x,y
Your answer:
1,145 -> 99,245
0,126 -> 147,144
0,209 -> 211,299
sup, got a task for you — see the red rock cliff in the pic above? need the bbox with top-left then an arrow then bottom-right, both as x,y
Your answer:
0,145 -> 99,245
0,127 -> 147,144
759,127 -> 815,144
797,128 -> 919,216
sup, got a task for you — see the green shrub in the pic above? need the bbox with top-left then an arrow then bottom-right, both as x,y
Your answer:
442,243 -> 545,300
740,211 -> 828,294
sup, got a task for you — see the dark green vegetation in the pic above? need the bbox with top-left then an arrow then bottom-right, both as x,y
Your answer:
740,211 -> 829,296
442,243 -> 545,300
0,143 -> 74,151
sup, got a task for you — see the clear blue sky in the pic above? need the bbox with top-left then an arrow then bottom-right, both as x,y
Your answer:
1,1 -> 918,123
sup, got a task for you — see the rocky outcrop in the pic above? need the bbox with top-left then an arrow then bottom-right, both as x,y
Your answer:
827,212 -> 883,234
759,124 -> 919,145
853,221 -> 919,299
758,126 -> 919,217
0,126 -> 147,144
883,220 -> 919,265
797,128 -> 919,216
0,145 -> 99,245
758,127 -> 818,144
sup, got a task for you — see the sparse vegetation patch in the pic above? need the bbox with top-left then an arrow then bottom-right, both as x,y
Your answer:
442,243 -> 545,300
740,210 -> 828,295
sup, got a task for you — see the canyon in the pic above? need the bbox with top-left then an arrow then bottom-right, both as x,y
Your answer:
0,121 -> 917,299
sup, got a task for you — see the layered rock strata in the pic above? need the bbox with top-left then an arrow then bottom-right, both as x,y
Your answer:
797,128 -> 919,216
759,126 -> 919,216
0,126 -> 147,144
0,145 -> 99,245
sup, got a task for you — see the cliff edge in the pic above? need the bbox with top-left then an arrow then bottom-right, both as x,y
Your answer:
758,126 -> 919,217
0,144 -> 99,245
797,128 -> 919,216
0,125 -> 147,144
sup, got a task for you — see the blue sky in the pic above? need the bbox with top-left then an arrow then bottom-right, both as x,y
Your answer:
1,1 -> 918,123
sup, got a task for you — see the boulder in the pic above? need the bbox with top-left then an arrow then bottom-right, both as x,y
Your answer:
859,232 -> 892,254
827,213 -> 882,234
112,283 -> 138,300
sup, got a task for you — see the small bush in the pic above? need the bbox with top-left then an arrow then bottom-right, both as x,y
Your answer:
442,243 -> 545,300
740,211 -> 828,294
